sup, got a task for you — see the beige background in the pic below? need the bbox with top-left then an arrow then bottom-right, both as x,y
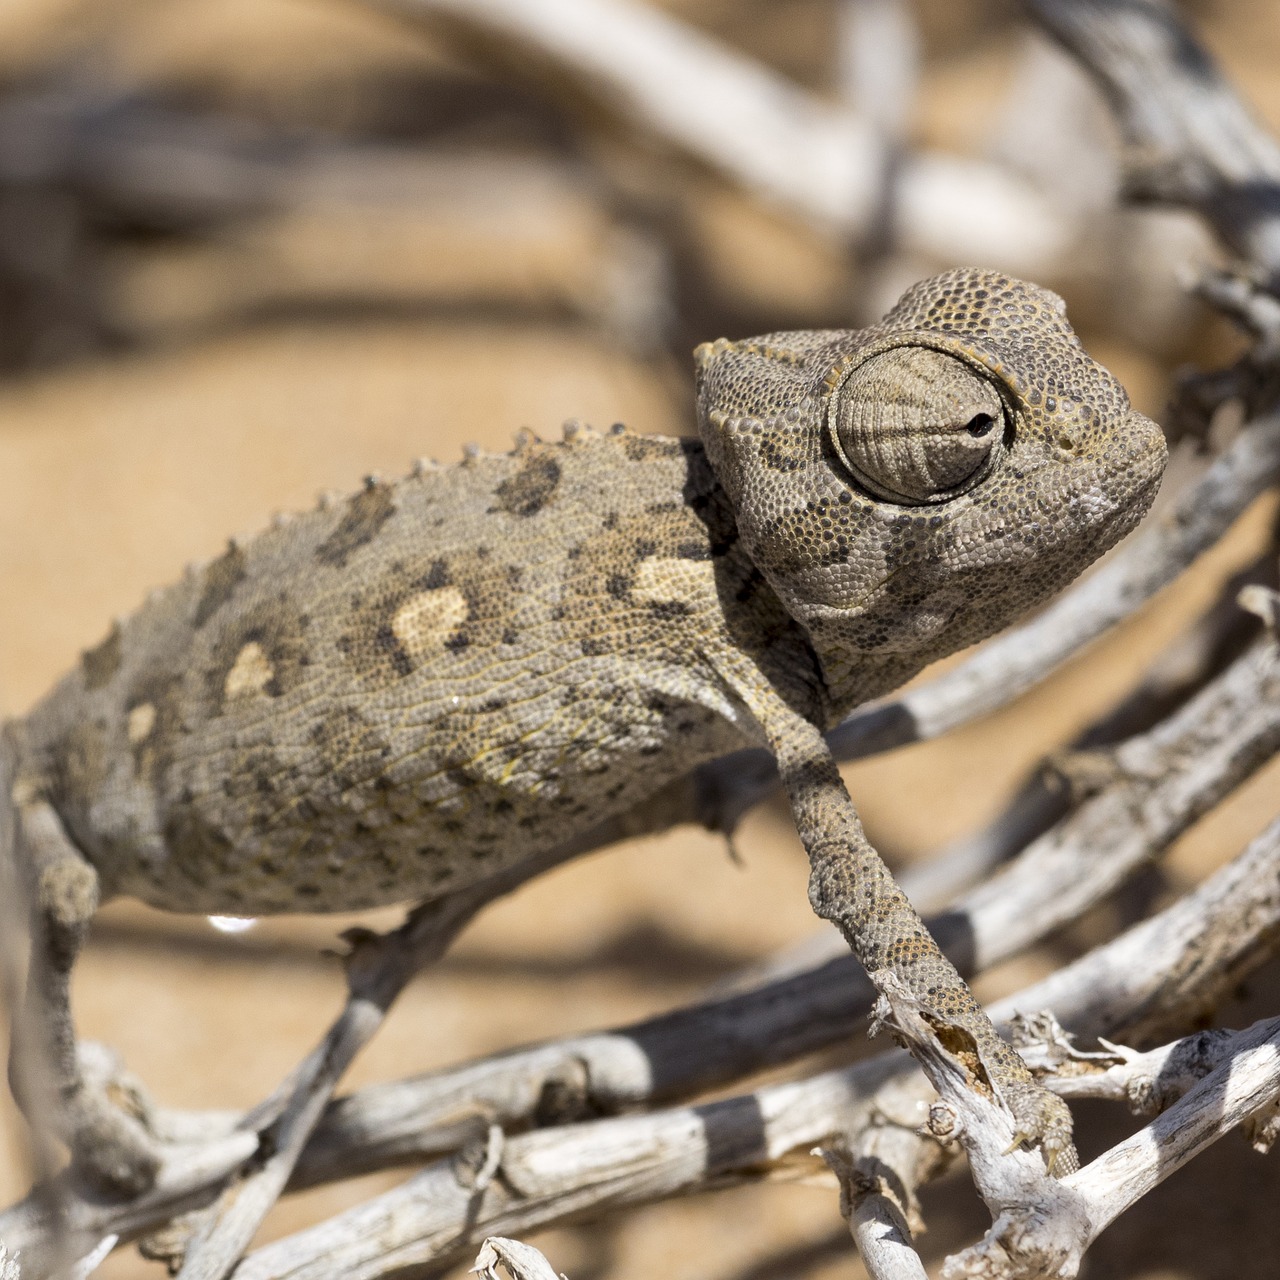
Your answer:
2,2 -> 1280,1276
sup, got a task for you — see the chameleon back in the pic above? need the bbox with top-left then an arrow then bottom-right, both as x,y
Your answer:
13,428 -> 810,914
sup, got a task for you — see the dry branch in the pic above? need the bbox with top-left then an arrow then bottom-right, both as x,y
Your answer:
200,812 -> 1280,1279
1065,1019 -> 1280,1250
942,1014 -> 1280,1277
164,894 -> 492,1280
1029,1015 -> 1280,1115
820,1138 -> 930,1280
472,1236 -> 567,1280
8,628 -> 1277,1269
1023,0 -> 1280,276
368,0 -> 1076,272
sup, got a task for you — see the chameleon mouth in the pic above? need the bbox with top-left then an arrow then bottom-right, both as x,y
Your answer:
1064,415 -> 1167,553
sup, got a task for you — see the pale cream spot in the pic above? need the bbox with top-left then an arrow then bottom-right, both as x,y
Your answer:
224,641 -> 274,700
391,586 -> 469,660
11,777 -> 39,807
126,702 -> 156,744
631,557 -> 716,607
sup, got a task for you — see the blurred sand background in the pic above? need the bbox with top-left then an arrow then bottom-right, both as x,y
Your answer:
1,1 -> 1280,1276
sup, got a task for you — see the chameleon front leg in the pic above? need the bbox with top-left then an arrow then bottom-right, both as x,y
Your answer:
11,799 -> 163,1194
716,655 -> 1077,1175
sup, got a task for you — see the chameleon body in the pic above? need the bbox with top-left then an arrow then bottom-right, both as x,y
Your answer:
4,269 -> 1167,1192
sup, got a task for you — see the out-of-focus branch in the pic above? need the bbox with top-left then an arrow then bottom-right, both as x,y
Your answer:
376,0 -> 877,231
0,92 -> 673,351
367,0 -> 1075,272
1022,0 -> 1280,278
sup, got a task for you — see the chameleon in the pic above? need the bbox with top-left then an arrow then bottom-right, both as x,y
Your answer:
2,268 -> 1166,1195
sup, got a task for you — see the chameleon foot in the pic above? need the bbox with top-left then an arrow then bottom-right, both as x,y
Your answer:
65,1042 -> 163,1196
1003,1080 -> 1078,1177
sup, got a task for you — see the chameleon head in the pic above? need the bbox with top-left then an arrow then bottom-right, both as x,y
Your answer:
694,268 -> 1168,705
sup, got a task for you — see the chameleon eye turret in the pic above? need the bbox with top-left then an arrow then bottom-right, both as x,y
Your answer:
828,347 -> 1007,504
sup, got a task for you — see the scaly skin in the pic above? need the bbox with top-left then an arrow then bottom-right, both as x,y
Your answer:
5,269 -> 1166,1192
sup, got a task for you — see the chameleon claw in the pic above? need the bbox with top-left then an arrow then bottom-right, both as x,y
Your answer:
1002,1082 -> 1078,1176
1003,1130 -> 1032,1157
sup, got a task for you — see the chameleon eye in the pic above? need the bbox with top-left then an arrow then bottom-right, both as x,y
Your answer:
829,348 -> 1007,504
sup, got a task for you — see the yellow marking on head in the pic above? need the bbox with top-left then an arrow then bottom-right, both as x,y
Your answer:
823,354 -> 860,394
127,702 -> 156,744
743,342 -> 806,366
391,586 -> 469,660
224,642 -> 274,700
631,557 -> 717,608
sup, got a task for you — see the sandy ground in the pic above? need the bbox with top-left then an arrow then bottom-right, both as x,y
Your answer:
2,2 -> 1280,1277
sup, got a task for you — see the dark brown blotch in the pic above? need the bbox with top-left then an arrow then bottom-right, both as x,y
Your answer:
491,453 -> 561,517
316,482 -> 397,567
623,434 -> 684,462
81,625 -> 122,691
223,747 -> 289,809
194,542 -> 247,627
206,596 -> 312,713
126,672 -> 185,782
309,705 -> 393,797
337,550 -> 511,687
373,623 -> 415,677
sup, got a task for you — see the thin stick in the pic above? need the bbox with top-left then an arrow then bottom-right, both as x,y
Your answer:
169,895 -> 486,1280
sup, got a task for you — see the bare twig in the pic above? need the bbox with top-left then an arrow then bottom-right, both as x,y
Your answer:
163,894 -> 490,1280
1070,1018 -> 1280,1234
1028,1015 -> 1280,1116
820,1138 -> 930,1280
874,974 -> 1093,1280
946,1015 -> 1280,1277
1022,0 -> 1280,278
